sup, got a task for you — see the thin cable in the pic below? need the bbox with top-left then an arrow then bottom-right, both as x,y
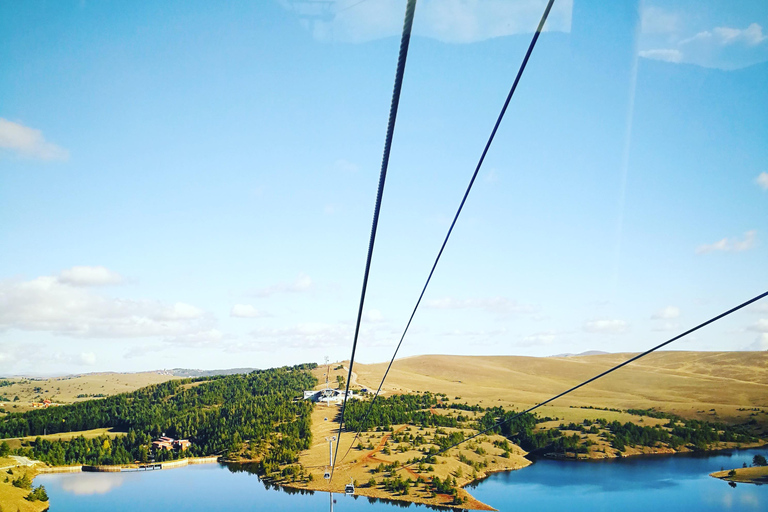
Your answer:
393,289 -> 768,473
330,0 -> 418,481
339,0 -> 557,465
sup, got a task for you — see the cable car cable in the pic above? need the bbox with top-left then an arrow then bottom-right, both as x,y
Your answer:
338,0 -> 558,465
393,289 -> 768,474
330,0 -> 418,482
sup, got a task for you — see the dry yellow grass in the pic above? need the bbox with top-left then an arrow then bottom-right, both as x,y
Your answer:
295,406 -> 529,509
294,352 -> 767,508
710,466 -> 768,484
351,352 -> 768,424
3,428 -> 123,451
0,466 -> 48,512
0,372 -> 179,413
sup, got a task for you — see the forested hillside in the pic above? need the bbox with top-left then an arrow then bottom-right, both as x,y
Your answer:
0,364 -> 317,467
345,393 -> 761,459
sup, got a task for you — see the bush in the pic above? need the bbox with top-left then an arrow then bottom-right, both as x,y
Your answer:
12,473 -> 32,490
26,485 -> 49,502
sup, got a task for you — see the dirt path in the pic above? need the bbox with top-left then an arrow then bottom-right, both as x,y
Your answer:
10,456 -> 39,467
352,426 -> 424,482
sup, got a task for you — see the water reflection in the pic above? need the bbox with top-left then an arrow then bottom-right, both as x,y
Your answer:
59,472 -> 130,495
35,449 -> 767,512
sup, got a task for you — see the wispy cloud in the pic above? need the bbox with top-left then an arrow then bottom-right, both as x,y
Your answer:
58,266 -> 123,287
652,322 -> 680,332
583,319 -> 628,334
757,172 -> 768,191
747,319 -> 768,333
747,302 -> 768,314
640,22 -> 768,70
281,0 -> 573,44
744,333 -> 768,351
520,330 -> 559,346
0,343 -> 98,369
652,306 -> 680,320
230,304 -> 270,318
638,49 -> 682,63
696,230 -> 756,254
252,273 -> 313,297
0,271 -> 212,339
0,118 -> 69,161
681,23 -> 766,47
333,158 -> 359,173
364,309 -> 384,323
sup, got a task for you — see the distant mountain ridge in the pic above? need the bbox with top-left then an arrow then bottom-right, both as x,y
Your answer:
168,367 -> 259,377
549,350 -> 609,358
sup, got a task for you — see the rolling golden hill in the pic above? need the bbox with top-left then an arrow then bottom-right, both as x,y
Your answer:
350,351 -> 768,424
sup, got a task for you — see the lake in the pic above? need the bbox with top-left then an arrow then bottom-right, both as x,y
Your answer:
36,449 -> 767,511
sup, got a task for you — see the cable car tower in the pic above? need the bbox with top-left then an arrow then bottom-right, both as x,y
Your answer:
323,435 -> 335,481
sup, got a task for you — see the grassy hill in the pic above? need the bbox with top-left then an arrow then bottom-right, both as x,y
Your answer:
0,372 -> 180,413
351,351 -> 768,425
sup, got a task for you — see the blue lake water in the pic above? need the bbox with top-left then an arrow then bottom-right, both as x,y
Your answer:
36,449 -> 767,511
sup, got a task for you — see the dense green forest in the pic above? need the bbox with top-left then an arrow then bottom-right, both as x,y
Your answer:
343,392 -> 471,432
3,364 -> 317,468
346,394 -> 761,459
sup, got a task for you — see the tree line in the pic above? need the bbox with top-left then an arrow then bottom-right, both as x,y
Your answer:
4,364 -> 318,468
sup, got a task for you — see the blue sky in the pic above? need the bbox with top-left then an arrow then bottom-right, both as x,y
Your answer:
1,0 -> 766,375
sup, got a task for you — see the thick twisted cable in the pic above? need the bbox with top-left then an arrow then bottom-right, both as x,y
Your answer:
338,0 -> 558,465
330,0 -> 418,481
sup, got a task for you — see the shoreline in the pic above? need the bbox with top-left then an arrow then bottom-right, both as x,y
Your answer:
709,466 -> 768,485
538,440 -> 767,462
35,455 -> 220,474
280,443 -> 767,510
31,444 -> 767,511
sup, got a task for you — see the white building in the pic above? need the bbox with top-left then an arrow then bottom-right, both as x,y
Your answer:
303,388 -> 355,404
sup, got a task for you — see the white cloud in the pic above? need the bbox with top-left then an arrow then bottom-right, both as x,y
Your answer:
364,309 -> 384,323
282,0 -> 573,44
251,322 -> 350,349
424,296 -> 535,318
252,273 -> 313,297
652,322 -> 680,332
230,304 -> 269,318
0,274 -> 211,339
58,266 -> 123,287
747,319 -> 768,333
250,321 -> 391,350
79,352 -> 97,365
696,230 -> 756,254
744,333 -> 768,351
520,331 -> 557,346
747,302 -> 768,314
0,344 -> 98,370
164,329 -> 225,347
757,172 -> 768,191
0,118 -> 69,161
681,23 -> 767,47
638,49 -> 682,63
652,306 -> 680,320
641,7 -> 679,35
641,22 -> 768,70
583,319 -> 628,334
